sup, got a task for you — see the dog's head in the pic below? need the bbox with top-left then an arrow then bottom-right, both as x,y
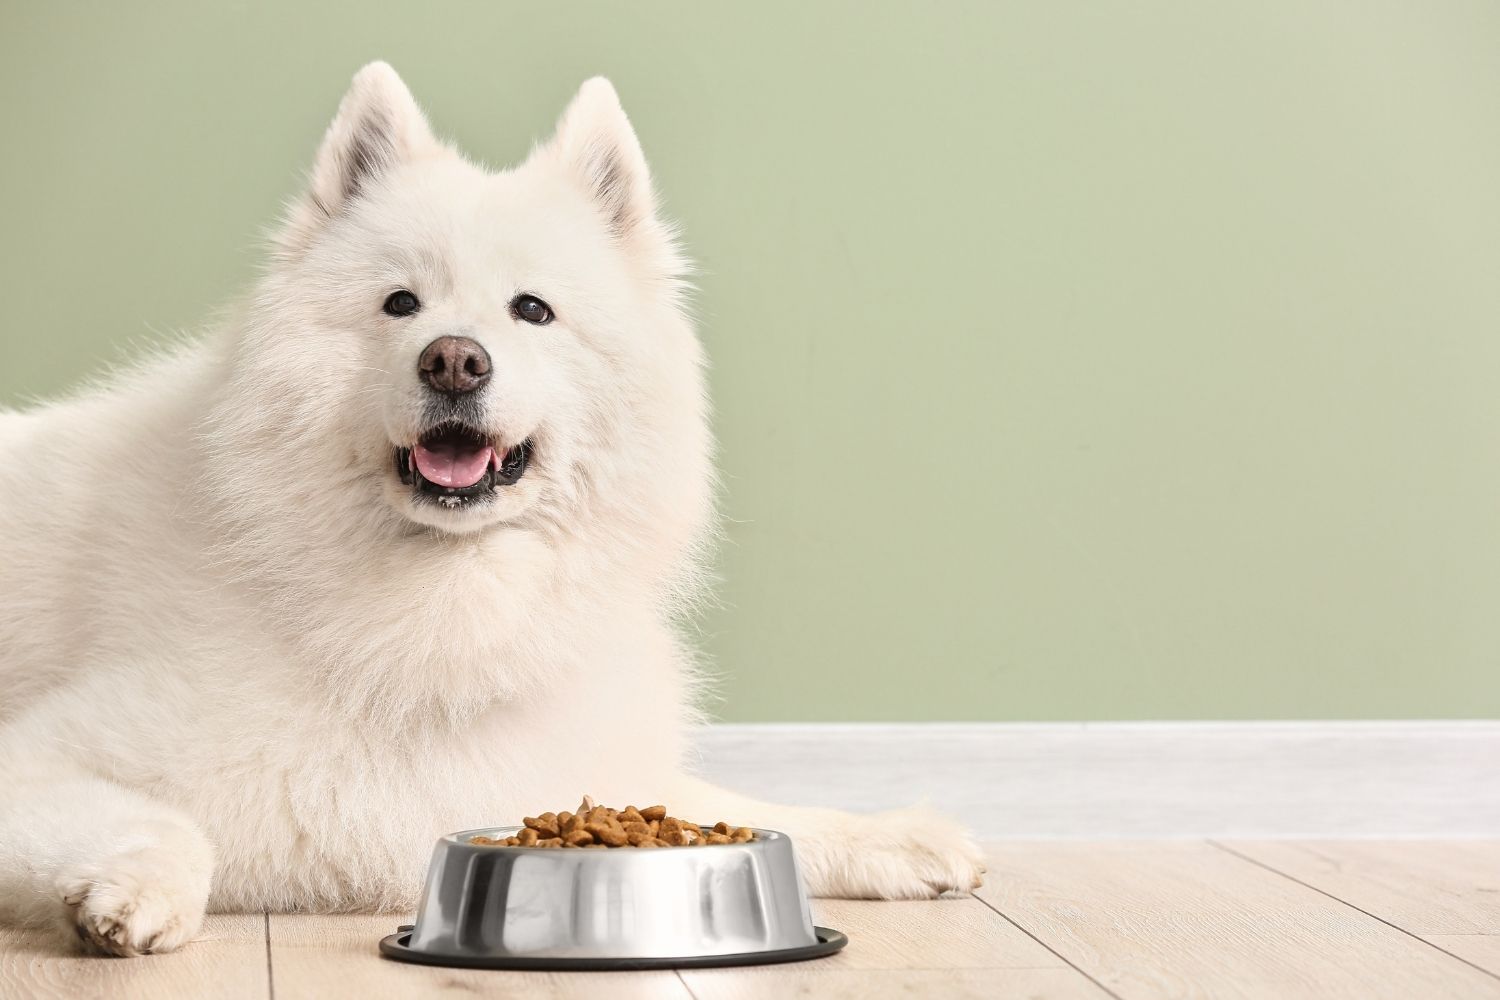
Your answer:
229,64 -> 710,561
200,65 -> 712,716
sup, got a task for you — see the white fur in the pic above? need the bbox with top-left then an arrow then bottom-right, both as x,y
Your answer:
0,64 -> 982,956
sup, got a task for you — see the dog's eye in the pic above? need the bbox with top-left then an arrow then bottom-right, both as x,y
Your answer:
511,294 -> 554,326
383,290 -> 421,317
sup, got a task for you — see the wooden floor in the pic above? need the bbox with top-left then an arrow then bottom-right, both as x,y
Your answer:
2,842 -> 1497,999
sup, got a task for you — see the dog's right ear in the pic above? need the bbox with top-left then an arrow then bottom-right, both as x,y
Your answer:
275,62 -> 437,257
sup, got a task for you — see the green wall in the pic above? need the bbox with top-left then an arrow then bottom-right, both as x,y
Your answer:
4,2 -> 1499,721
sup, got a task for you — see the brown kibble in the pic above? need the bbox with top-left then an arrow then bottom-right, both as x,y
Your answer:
584,842 -> 607,849
497,800 -> 757,848
527,812 -> 560,838
586,821 -> 629,847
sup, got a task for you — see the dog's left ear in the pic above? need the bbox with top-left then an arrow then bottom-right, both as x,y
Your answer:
277,62 -> 438,257
530,78 -> 677,266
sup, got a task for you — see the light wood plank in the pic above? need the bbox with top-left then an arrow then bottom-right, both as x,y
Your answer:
977,841 -> 1500,1000
808,897 -> 1065,969
0,914 -> 266,1000
679,967 -> 1111,1000
1426,935 -> 1500,976
267,913 -> 693,999
1219,841 -> 1500,934
1222,839 -> 1500,978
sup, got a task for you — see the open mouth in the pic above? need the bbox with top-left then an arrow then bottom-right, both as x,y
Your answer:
394,423 -> 531,508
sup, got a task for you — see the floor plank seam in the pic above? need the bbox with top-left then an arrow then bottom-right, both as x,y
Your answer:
969,892 -> 1126,1000
263,911 -> 275,1000
674,969 -> 700,998
1205,840 -> 1500,984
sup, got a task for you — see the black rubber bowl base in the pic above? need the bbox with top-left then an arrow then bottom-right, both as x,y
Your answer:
378,925 -> 848,970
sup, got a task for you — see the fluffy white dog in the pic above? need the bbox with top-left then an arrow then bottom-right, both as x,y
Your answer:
0,64 -> 982,956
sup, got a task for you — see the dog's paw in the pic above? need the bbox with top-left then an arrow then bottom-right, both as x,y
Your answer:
57,850 -> 209,956
801,805 -> 987,900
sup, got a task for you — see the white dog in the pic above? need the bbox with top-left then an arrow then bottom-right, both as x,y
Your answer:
0,64 -> 982,956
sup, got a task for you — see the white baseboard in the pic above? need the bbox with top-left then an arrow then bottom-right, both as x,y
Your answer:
695,721 -> 1500,838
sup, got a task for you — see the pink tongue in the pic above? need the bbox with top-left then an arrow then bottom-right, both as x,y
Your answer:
412,440 -> 495,488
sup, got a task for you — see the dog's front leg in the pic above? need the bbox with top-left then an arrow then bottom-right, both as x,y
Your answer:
663,775 -> 985,899
0,759 -> 213,955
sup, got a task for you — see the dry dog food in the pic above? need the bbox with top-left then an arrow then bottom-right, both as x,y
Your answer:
471,796 -> 755,848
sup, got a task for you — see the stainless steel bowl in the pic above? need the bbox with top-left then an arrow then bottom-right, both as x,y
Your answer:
380,826 -> 847,970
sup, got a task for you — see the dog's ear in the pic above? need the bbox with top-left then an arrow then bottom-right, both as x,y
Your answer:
276,62 -> 437,256
529,78 -> 678,266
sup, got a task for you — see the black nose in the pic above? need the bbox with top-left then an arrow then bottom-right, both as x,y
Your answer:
419,336 -> 491,395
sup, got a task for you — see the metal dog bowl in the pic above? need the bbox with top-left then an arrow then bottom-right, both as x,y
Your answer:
380,825 -> 847,970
